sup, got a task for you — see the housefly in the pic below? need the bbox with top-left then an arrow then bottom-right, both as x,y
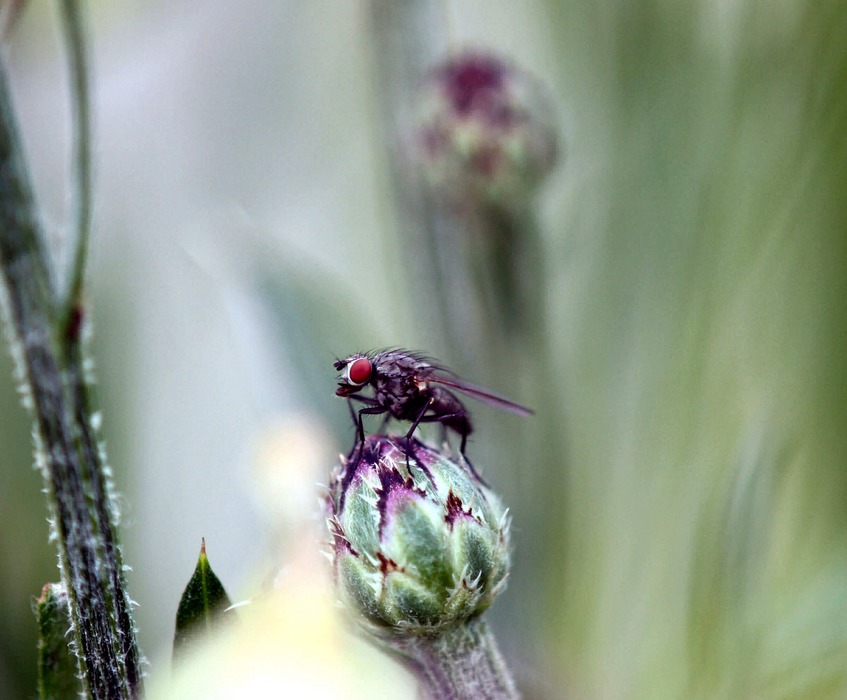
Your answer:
333,349 -> 533,470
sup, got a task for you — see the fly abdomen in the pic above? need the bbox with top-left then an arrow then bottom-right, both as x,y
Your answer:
431,389 -> 472,437
441,412 -> 472,438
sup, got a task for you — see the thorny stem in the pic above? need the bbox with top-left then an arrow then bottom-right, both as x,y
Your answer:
390,619 -> 519,700
0,45 -> 142,700
57,0 -> 92,351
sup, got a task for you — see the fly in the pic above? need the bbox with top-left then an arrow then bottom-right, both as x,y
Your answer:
333,349 -> 533,472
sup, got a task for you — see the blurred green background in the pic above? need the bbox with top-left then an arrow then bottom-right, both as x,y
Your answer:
1,1 -> 846,698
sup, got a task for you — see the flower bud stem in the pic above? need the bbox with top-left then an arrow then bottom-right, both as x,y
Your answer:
392,619 -> 519,700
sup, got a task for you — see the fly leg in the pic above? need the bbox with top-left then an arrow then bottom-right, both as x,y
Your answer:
354,405 -> 389,464
342,393 -> 384,466
417,413 -> 488,485
403,398 -> 435,470
335,401 -> 388,511
456,429 -> 486,484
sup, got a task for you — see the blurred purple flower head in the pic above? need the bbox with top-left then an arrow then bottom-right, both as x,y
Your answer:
410,48 -> 559,212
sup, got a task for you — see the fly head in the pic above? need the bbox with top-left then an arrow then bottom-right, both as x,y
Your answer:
335,354 -> 374,397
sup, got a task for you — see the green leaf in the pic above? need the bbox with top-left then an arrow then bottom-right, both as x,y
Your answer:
35,582 -> 82,700
173,538 -> 234,661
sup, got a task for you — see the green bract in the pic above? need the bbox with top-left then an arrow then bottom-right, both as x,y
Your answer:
327,436 -> 511,636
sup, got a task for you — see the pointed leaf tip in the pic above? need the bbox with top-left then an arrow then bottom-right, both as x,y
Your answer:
173,539 -> 234,661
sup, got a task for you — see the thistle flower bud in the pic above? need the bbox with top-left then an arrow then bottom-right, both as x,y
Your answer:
326,436 -> 511,637
409,49 -> 559,211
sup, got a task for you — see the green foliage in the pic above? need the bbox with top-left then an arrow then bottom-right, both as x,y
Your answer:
35,583 -> 82,700
173,539 -> 234,661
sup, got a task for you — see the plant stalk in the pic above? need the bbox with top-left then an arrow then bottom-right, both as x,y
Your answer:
57,0 -> 92,348
391,619 -> 519,700
0,50 -> 142,700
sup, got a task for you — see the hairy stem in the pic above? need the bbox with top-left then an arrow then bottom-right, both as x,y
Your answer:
392,619 -> 519,700
0,51 -> 142,700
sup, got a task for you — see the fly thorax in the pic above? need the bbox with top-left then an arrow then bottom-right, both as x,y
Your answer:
376,378 -> 405,416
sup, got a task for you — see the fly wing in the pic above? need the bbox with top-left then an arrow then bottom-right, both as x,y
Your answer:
427,375 -> 534,416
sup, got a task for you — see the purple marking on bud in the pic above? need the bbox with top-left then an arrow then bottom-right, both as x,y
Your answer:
444,490 -> 473,530
375,462 -> 424,540
330,436 -> 438,525
334,436 -> 396,511
440,53 -> 506,117
376,552 -> 403,576
376,460 -> 416,493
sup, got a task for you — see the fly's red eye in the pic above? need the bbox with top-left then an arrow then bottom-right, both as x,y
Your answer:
346,357 -> 372,386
